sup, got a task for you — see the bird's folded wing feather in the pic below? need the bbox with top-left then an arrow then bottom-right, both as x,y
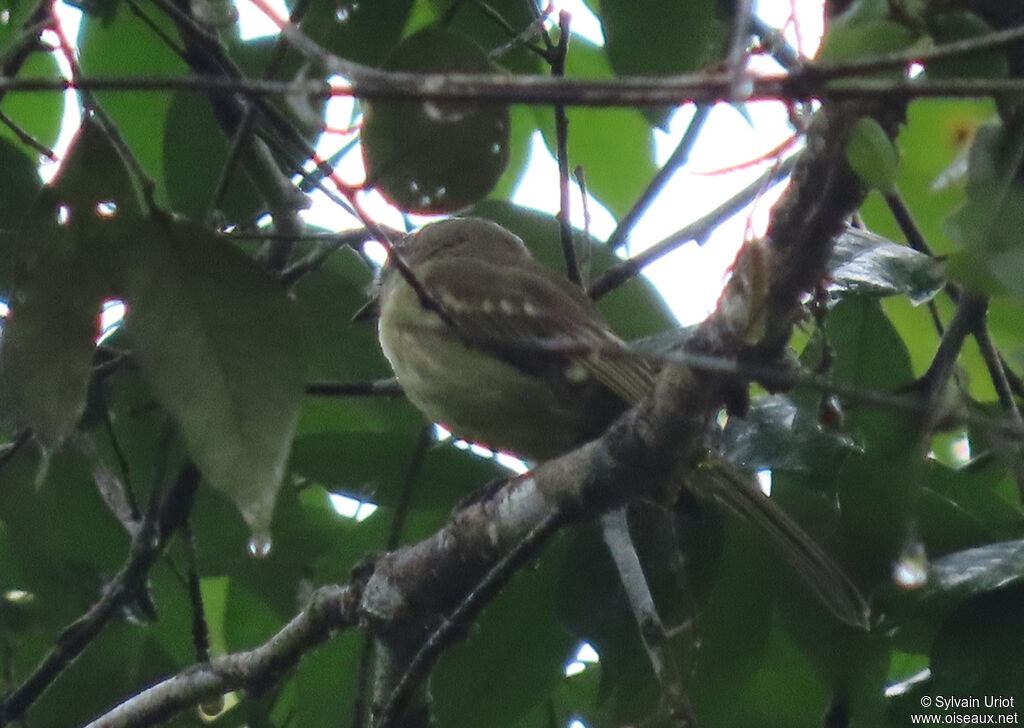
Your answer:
420,256 -> 658,404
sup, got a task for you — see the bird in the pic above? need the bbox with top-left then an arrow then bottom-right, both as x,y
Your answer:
373,216 -> 869,629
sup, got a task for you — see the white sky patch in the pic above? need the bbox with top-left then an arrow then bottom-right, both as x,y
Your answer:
551,0 -> 604,45
328,492 -> 378,522
237,0 -> 290,40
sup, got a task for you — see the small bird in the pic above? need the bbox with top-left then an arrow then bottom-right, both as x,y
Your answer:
374,217 -> 868,628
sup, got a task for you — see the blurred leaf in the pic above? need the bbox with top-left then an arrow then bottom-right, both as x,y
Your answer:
123,219 -> 304,536
433,541 -> 575,728
820,296 -> 916,449
598,0 -> 727,76
0,119 -> 138,444
817,18 -> 919,62
0,276 -> 99,444
0,50 -> 63,150
289,245 -> 423,437
290,433 -> 508,509
915,538 -> 1024,607
926,13 -> 1010,79
162,91 -> 263,223
828,227 -> 945,304
859,99 -> 994,259
929,583 -> 1024,698
0,135 -> 42,233
918,460 -> 1024,556
300,0 -> 413,66
721,394 -> 859,473
361,27 -> 510,213
425,0 -> 541,74
846,117 -> 900,193
79,4 -> 188,209
945,123 -> 1024,297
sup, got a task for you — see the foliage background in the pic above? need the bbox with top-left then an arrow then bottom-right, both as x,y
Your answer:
1,0 -> 1023,727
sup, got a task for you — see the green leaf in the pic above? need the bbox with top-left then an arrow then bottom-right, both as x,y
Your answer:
289,245 -> 423,437
289,433 -> 508,509
361,27 -> 510,213
162,91 -> 263,223
123,219 -> 304,537
926,13 -> 1010,79
598,0 -> 727,76
945,122 -> 1024,297
828,227 -> 945,304
820,296 -> 915,449
929,583 -> 1024,698
817,19 -> 920,63
424,0 -> 541,74
0,133 -> 43,246
858,99 -> 995,259
0,276 -> 100,445
79,4 -> 189,209
0,119 -> 137,445
433,541 -> 576,728
721,394 -> 859,474
300,0 -> 413,66
845,117 -> 900,193
0,44 -> 64,150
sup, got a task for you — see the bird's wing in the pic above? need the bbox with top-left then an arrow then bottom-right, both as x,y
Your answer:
419,255 -> 657,405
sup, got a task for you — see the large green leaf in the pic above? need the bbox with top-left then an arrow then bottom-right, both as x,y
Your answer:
598,0 -> 727,77
300,0 -> 413,67
828,227 -> 945,304
122,218 -> 304,538
161,91 -> 263,223
361,27 -> 509,213
78,4 -> 188,208
0,119 -> 137,445
433,540 -> 575,728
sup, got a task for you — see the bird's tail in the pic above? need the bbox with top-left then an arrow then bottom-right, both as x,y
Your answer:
693,459 -> 870,630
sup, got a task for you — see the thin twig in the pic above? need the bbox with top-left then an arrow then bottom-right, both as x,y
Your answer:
972,320 -> 1024,500
599,508 -> 692,727
305,379 -> 404,397
376,512 -> 565,728
549,11 -> 579,284
83,583 -> 356,728
881,191 -> 946,335
13,68 -> 1024,105
0,109 -> 57,159
48,10 -> 159,212
0,464 -> 201,725
606,103 -> 713,252
589,154 -> 798,300
726,0 -> 755,98
920,292 -> 988,433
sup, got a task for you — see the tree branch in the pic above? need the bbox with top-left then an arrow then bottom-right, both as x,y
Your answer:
0,464 -> 200,726
84,584 -> 357,728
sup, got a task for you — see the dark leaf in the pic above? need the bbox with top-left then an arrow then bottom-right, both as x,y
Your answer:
828,227 -> 945,304
361,27 -> 510,213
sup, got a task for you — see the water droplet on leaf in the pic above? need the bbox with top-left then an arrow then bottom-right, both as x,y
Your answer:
247,531 -> 273,559
893,539 -> 928,589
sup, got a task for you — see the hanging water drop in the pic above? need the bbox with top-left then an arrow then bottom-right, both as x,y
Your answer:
247,531 -> 273,559
198,694 -> 226,719
893,539 -> 928,589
